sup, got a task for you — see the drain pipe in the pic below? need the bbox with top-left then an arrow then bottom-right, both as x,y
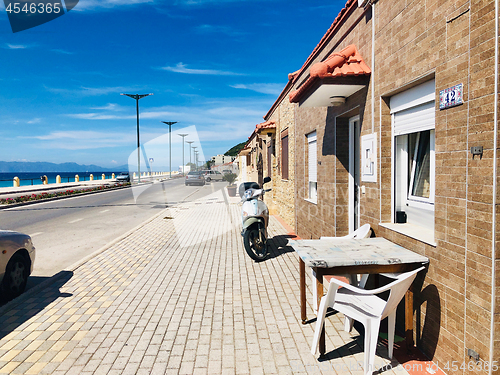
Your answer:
489,0 -> 498,373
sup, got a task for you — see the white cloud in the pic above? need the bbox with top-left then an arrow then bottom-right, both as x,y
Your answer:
27,118 -> 42,124
67,113 -> 135,120
194,24 -> 246,37
24,130 -> 135,150
90,103 -> 125,111
61,96 -> 272,148
72,0 -> 155,11
45,85 -> 144,96
160,62 -> 244,76
51,49 -> 74,55
230,83 -> 284,95
5,44 -> 28,49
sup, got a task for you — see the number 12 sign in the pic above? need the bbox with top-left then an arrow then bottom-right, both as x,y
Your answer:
439,83 -> 463,109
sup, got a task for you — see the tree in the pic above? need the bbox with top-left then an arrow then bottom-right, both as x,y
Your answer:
224,141 -> 246,157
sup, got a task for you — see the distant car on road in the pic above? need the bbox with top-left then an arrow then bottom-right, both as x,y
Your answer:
202,170 -> 224,182
185,171 -> 205,186
116,172 -> 131,183
0,230 -> 36,301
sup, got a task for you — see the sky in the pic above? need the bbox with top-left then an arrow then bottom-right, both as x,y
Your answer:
0,0 -> 346,171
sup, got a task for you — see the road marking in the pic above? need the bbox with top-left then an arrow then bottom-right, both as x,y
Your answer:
100,209 -> 110,213
69,218 -> 83,224
30,232 -> 43,237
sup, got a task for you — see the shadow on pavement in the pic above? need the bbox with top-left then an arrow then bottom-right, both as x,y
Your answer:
266,234 -> 297,260
0,271 -> 74,339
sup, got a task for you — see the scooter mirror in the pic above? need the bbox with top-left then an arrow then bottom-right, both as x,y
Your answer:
263,176 -> 271,184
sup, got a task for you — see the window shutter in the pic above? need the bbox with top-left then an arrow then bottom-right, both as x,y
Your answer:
393,102 -> 435,136
307,132 -> 317,182
267,145 -> 272,178
281,136 -> 289,180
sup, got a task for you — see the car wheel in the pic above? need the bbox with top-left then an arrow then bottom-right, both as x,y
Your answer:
1,253 -> 29,301
206,177 -> 211,182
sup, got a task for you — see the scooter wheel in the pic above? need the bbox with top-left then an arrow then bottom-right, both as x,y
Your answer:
243,228 -> 268,262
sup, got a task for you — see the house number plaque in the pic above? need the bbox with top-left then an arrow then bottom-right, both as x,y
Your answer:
439,83 -> 463,109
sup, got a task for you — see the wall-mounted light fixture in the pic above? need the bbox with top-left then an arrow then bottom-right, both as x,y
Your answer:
330,96 -> 346,106
471,146 -> 483,159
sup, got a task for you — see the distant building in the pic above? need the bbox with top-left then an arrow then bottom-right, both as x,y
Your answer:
178,165 -> 190,173
212,161 -> 238,175
211,154 -> 235,165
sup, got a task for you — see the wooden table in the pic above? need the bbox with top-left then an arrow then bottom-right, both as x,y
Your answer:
288,237 -> 429,355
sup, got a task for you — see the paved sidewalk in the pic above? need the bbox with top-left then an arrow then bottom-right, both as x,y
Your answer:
0,188 -> 409,374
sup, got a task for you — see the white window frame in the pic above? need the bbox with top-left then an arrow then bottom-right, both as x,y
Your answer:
407,130 -> 435,205
390,80 -> 436,235
306,131 -> 317,204
348,116 -> 360,233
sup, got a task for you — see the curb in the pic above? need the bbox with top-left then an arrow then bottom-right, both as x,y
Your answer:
0,183 -> 82,196
0,206 -> 169,316
0,183 -> 136,210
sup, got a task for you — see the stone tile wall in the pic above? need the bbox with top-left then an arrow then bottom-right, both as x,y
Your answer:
264,92 -> 297,230
284,0 -> 499,372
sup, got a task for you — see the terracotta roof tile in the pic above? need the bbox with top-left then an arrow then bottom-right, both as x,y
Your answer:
264,0 -> 358,118
256,120 -> 276,131
289,44 -> 370,103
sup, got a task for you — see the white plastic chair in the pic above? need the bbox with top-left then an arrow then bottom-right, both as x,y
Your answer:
310,266 -> 425,375
311,224 -> 372,312
320,223 -> 371,241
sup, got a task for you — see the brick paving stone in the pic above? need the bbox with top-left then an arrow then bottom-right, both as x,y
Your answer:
0,189 -> 411,374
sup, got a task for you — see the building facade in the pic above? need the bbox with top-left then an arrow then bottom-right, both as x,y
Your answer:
211,154 -> 236,165
259,0 -> 499,371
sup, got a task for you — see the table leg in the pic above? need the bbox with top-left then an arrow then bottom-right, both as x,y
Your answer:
300,258 -> 306,324
405,285 -> 414,351
314,268 -> 325,356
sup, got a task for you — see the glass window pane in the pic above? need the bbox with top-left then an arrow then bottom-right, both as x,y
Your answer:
309,181 -> 317,202
411,130 -> 431,198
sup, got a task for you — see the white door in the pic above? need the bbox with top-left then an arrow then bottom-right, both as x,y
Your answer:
348,116 -> 360,233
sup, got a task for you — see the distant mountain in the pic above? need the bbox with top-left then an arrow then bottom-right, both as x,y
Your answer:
0,161 -> 129,173
224,141 -> 246,157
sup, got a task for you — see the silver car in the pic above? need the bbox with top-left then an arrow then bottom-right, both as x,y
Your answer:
185,171 -> 205,186
0,230 -> 36,301
203,170 -> 224,182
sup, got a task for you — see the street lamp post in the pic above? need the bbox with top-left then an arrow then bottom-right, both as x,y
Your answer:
161,121 -> 178,179
178,133 -> 188,176
194,150 -> 199,170
121,93 -> 153,183
186,141 -> 194,171
192,146 -> 197,171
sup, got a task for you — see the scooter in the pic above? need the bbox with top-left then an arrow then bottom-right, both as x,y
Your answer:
240,177 -> 272,261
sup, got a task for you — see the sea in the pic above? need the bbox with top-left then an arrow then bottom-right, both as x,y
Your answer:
0,172 -> 122,188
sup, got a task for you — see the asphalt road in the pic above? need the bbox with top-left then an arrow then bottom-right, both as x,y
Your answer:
0,178 -> 226,292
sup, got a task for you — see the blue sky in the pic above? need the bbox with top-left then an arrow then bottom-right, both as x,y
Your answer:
0,0 -> 345,170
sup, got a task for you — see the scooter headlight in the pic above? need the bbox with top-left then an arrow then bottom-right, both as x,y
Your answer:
243,190 -> 253,200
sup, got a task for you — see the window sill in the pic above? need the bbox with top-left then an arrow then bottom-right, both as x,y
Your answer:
379,223 -> 436,247
304,198 -> 317,205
